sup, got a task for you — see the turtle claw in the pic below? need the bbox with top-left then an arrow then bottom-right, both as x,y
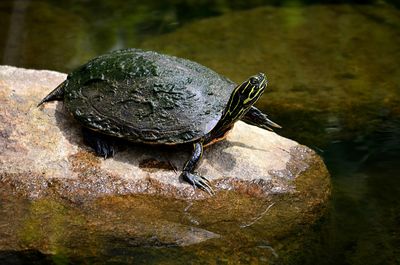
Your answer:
182,172 -> 215,195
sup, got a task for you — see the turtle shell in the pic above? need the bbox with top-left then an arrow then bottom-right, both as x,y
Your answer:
63,48 -> 236,144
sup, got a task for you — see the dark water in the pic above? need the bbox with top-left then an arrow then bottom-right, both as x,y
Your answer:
1,0 -> 400,264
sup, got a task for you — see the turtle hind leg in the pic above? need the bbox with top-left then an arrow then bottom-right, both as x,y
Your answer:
37,81 -> 66,107
180,142 -> 214,195
82,128 -> 115,159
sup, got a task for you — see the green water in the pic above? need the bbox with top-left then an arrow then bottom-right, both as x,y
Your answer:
1,0 -> 400,264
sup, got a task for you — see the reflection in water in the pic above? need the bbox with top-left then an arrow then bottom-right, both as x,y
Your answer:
304,118 -> 400,265
1,1 -> 400,264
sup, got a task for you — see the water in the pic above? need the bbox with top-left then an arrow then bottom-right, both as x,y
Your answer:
1,0 -> 400,264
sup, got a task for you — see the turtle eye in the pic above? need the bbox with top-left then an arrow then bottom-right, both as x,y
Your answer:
249,77 -> 258,85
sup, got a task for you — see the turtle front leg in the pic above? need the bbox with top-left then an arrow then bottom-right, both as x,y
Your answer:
180,142 -> 214,195
241,106 -> 281,131
82,128 -> 115,159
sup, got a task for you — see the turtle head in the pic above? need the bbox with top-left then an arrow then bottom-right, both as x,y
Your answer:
237,73 -> 267,108
204,73 -> 268,143
221,73 -> 267,123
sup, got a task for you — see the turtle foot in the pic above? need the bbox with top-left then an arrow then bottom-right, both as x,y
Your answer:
93,139 -> 115,159
82,128 -> 115,159
181,172 -> 214,195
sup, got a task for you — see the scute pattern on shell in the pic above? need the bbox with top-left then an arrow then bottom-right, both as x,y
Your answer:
64,49 -> 236,144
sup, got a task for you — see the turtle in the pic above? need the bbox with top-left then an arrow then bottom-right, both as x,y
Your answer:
38,48 -> 280,194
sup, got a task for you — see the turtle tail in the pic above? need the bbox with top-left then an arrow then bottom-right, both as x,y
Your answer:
37,81 -> 66,107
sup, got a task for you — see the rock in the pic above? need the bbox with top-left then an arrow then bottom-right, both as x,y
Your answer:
0,65 -> 330,261
0,65 -> 322,200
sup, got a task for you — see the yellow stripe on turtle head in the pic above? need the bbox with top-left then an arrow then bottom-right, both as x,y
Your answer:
224,73 -> 267,120
204,73 -> 268,143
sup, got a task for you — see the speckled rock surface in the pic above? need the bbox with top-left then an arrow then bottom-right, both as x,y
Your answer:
0,65 -> 330,257
0,65 -> 321,200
